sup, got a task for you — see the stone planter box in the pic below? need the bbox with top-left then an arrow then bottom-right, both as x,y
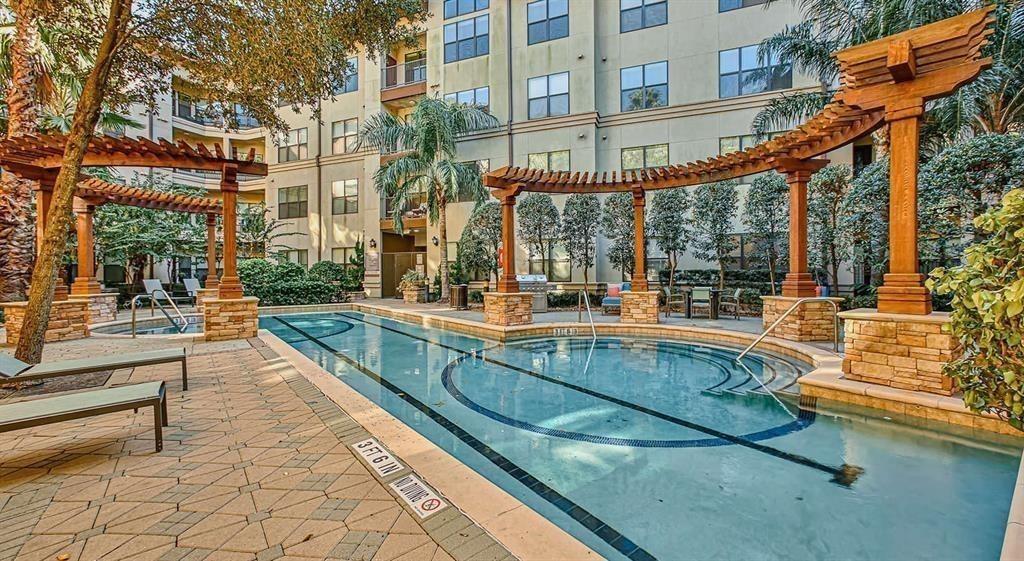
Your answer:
403,287 -> 426,304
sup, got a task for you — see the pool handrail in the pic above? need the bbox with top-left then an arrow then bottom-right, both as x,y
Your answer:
577,290 -> 598,340
131,290 -> 189,338
736,297 -> 840,362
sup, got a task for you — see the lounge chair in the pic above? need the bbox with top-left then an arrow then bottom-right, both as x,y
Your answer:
0,381 -> 168,452
143,279 -> 193,308
182,278 -> 202,305
601,282 -> 630,315
719,288 -> 743,320
0,348 -> 189,391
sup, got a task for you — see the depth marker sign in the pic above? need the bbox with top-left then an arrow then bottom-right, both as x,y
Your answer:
389,474 -> 447,518
352,438 -> 405,478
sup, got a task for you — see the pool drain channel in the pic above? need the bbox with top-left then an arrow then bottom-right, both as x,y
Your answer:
272,316 -> 658,561
334,312 -> 863,488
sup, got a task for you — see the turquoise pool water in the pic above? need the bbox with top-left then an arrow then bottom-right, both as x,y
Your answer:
263,311 -> 1022,561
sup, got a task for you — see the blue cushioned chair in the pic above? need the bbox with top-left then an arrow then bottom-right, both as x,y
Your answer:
601,282 -> 630,315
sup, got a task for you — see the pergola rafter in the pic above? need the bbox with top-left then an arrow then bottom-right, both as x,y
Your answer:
483,8 -> 994,316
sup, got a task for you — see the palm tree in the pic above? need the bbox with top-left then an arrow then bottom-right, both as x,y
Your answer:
359,96 -> 498,300
749,0 -> 1020,144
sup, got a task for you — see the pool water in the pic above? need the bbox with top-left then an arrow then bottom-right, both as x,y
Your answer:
263,311 -> 1022,561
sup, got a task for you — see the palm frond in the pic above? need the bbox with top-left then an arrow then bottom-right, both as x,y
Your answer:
750,90 -> 831,138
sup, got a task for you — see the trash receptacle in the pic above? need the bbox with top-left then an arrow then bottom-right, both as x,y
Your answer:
450,284 -> 468,310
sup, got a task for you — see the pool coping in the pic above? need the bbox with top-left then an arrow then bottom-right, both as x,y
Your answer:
259,327 -> 601,561
1003,451 -> 1024,560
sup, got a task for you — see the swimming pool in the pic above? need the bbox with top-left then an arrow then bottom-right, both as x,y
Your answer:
92,316 -> 203,335
263,311 -> 1021,561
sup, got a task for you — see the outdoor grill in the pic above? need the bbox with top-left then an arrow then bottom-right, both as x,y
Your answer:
516,274 -> 549,313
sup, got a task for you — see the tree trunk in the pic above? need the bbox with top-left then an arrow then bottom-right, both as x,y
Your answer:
667,252 -> 676,291
717,258 -> 725,290
0,1 -> 44,302
437,196 -> 450,301
767,254 -> 777,295
15,0 -> 133,364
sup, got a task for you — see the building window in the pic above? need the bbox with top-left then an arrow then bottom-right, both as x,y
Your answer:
332,247 -> 357,266
621,144 -> 668,171
331,118 -> 358,154
334,57 -> 359,94
620,0 -> 666,33
527,72 -> 569,119
621,61 -> 667,112
331,179 -> 359,215
718,131 -> 785,154
456,159 -> 490,202
529,244 -> 571,282
278,185 -> 308,219
444,86 -> 490,112
444,0 -> 488,19
279,250 -> 308,268
528,150 -> 569,171
719,0 -> 768,12
528,0 -> 568,45
277,128 -> 308,162
444,15 -> 490,63
719,45 -> 792,98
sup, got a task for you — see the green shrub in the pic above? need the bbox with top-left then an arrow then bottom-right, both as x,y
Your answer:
928,188 -> 1024,429
547,291 -> 602,309
843,294 -> 878,311
469,290 -> 483,303
309,261 -> 347,283
238,258 -> 343,306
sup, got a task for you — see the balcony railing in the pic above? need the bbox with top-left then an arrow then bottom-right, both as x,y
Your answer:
381,58 -> 426,91
172,93 -> 260,130
382,193 -> 428,220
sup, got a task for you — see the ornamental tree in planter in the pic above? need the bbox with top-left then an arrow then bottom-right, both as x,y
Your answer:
399,270 -> 428,304
928,188 -> 1024,429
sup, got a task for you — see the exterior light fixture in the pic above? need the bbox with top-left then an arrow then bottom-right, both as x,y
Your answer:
368,238 -> 377,249
431,236 -> 439,246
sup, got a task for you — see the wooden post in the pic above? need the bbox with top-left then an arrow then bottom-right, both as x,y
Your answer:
70,197 -> 102,296
205,213 -> 220,289
772,158 -> 828,298
34,174 -> 68,301
217,164 -> 243,299
630,187 -> 648,292
497,189 -> 520,293
877,104 -> 931,314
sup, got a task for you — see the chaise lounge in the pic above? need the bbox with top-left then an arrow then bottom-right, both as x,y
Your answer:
0,348 -> 189,390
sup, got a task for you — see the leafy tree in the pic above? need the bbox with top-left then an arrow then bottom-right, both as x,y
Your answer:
743,173 -> 788,293
752,0 -> 1023,145
808,165 -> 851,295
599,192 -> 637,277
15,0 -> 427,362
647,188 -> 690,290
840,158 -> 889,287
516,193 -> 560,279
457,201 -> 501,284
918,134 -> 1024,262
559,193 -> 600,290
360,97 -> 497,301
238,202 -> 299,259
93,175 -> 206,287
928,188 -> 1024,429
691,180 -> 739,289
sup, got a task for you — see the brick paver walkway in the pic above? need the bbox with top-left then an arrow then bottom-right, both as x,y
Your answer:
0,338 -> 512,561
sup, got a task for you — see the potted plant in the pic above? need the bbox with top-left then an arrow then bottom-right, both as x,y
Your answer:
399,269 -> 428,303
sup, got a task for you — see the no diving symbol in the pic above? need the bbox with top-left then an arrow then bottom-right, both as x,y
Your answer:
421,498 -> 442,512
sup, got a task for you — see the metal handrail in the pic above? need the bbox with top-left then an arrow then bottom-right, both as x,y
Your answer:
737,297 -> 840,361
131,290 -> 189,338
577,290 -> 597,340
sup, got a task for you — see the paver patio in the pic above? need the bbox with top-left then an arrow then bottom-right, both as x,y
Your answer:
0,337 -> 512,561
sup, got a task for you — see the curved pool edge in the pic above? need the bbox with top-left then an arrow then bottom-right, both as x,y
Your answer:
258,327 -> 601,561
89,314 -> 205,340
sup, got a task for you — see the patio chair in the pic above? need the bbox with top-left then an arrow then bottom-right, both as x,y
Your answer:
182,278 -> 202,305
0,381 -> 168,452
719,288 -> 743,320
601,282 -> 630,315
0,348 -> 189,391
662,286 -> 688,318
143,279 -> 193,308
690,286 -> 713,318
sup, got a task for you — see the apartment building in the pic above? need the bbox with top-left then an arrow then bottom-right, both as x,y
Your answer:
128,0 -> 866,294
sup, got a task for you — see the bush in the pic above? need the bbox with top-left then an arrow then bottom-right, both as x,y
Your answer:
238,258 -> 343,306
842,294 -> 877,311
469,290 -> 484,303
309,260 -> 347,283
547,291 -> 602,309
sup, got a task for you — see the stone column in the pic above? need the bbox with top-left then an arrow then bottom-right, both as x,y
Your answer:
877,105 -> 932,315
217,164 -> 243,299
35,175 -> 69,301
630,187 -> 648,292
204,213 -> 220,289
70,197 -> 102,296
497,191 -> 520,293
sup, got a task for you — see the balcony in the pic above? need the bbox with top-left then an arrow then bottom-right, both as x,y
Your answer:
380,57 -> 427,104
380,192 -> 428,231
173,92 -> 261,130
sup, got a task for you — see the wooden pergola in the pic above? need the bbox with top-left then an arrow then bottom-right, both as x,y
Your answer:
0,133 -> 268,301
484,8 -> 993,315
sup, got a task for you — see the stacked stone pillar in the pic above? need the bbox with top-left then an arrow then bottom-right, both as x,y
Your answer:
621,187 -> 659,324
484,187 -> 534,326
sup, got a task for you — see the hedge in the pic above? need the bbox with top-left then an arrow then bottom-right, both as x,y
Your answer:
238,259 -> 344,306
